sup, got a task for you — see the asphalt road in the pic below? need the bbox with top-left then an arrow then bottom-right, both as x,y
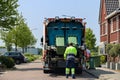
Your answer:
0,60 -> 97,80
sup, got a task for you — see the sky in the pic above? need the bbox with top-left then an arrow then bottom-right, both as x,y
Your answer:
15,0 -> 100,48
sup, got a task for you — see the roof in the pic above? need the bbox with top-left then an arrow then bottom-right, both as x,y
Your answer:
99,0 -> 120,23
105,0 -> 119,15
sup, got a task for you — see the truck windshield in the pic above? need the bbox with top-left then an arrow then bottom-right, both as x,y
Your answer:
56,37 -> 64,46
68,36 -> 77,44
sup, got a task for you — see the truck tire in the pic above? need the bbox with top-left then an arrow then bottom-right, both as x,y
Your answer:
43,70 -> 50,73
15,60 -> 21,64
43,69 -> 52,73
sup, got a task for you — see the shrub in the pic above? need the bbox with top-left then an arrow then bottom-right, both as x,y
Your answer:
91,52 -> 98,56
24,53 -> 39,62
100,55 -> 106,64
0,56 -> 15,68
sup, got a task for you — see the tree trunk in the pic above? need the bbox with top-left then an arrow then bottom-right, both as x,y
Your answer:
113,57 -> 116,63
15,44 -> 17,51
6,43 -> 12,51
22,47 -> 24,53
25,47 -> 27,53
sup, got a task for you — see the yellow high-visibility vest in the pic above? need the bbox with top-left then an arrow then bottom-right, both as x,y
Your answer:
64,46 -> 77,59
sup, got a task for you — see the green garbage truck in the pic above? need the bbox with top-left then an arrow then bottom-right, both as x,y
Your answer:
41,16 -> 86,74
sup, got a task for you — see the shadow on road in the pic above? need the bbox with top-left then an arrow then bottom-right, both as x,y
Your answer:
85,68 -> 116,78
30,61 -> 42,63
48,71 -> 96,79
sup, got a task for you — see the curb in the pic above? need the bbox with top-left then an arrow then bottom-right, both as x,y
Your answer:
84,70 -> 99,78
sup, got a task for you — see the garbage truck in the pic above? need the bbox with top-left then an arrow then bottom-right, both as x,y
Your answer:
41,16 -> 86,74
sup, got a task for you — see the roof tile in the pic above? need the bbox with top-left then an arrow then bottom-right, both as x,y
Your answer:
105,0 -> 119,15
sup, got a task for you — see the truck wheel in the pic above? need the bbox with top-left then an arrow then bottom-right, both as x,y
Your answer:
15,60 -> 21,64
43,70 -> 50,73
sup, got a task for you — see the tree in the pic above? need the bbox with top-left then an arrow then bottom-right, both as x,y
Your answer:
0,0 -> 19,29
9,28 -> 19,51
106,44 -> 113,54
0,0 -> 19,50
106,44 -> 114,62
8,14 -> 25,51
85,28 -> 96,50
114,44 -> 120,56
106,44 -> 120,62
16,20 -> 36,53
0,31 -> 13,51
111,44 -> 120,62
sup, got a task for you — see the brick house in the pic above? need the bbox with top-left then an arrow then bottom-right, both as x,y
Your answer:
99,0 -> 120,54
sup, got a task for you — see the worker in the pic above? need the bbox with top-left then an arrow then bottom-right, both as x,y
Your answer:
84,47 -> 91,69
86,48 -> 91,59
64,43 -> 77,79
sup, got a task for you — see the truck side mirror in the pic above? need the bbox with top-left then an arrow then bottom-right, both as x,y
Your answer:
40,37 -> 43,46
41,37 -> 43,42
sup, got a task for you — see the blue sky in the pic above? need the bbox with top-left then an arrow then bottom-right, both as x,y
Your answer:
16,0 -> 100,48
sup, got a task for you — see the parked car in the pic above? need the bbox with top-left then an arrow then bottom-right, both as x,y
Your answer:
2,51 -> 27,64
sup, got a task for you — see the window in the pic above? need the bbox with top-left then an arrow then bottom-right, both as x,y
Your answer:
113,17 -> 117,31
68,36 -> 77,44
103,23 -> 107,34
56,37 -> 64,46
105,23 -> 107,34
101,22 -> 107,35
100,26 -> 102,35
110,19 -> 113,33
12,52 -> 20,56
4,52 -> 9,56
103,24 -> 105,34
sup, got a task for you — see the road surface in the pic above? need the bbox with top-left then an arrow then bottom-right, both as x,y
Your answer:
0,60 -> 96,80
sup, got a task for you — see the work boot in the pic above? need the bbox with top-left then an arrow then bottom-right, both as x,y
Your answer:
66,74 -> 69,78
72,74 -> 75,79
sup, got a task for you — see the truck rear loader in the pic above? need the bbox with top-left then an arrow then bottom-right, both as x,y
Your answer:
41,17 -> 86,74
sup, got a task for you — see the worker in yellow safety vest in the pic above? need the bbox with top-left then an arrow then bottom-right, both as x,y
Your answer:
64,43 -> 77,79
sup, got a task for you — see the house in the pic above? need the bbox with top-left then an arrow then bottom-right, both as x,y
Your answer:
99,0 -> 120,54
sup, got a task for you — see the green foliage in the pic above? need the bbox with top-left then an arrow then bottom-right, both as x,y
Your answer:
0,0 -> 36,52
91,52 -> 98,56
0,46 -> 6,48
13,15 -> 36,52
93,46 -> 99,52
0,0 -> 19,29
0,56 -> 15,68
85,28 -> 96,50
37,48 -> 42,55
106,44 -> 113,54
106,44 -> 120,62
114,44 -> 120,55
100,55 -> 106,64
24,53 -> 39,62
0,14 -> 36,52
0,31 -> 13,51
107,44 -> 120,57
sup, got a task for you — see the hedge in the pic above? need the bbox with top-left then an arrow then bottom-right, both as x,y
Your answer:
0,56 -> 15,68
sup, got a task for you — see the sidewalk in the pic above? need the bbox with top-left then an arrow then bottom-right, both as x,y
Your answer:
85,67 -> 120,80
